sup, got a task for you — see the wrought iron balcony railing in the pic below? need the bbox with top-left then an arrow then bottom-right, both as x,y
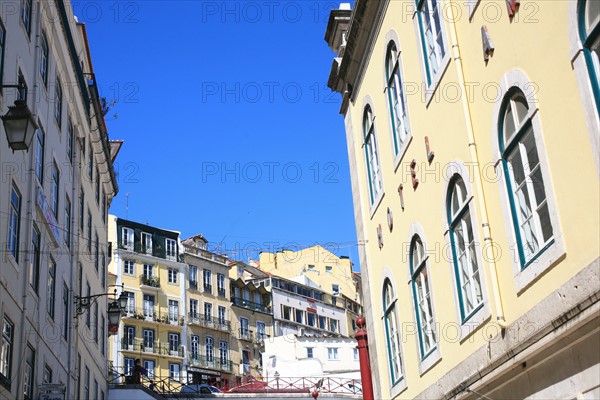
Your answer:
122,307 -> 184,326
238,328 -> 254,342
121,338 -> 184,357
187,312 -> 231,332
231,297 -> 271,314
188,353 -> 233,372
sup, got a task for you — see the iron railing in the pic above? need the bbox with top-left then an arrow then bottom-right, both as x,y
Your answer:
188,353 -> 233,372
231,297 -> 271,314
187,312 -> 231,331
122,307 -> 184,326
120,338 -> 184,357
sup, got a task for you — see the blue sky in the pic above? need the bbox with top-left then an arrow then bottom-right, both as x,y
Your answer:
76,1 -> 359,265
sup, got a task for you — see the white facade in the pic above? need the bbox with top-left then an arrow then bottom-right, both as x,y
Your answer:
268,278 -> 349,338
0,1 -> 119,399
262,335 -> 360,379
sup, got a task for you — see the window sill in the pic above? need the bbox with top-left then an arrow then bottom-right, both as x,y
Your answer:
369,191 -> 385,219
459,304 -> 491,343
418,346 -> 441,376
424,55 -> 451,108
389,377 -> 407,398
393,134 -> 413,173
514,238 -> 566,294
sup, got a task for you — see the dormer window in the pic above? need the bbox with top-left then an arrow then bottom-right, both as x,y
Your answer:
122,227 -> 133,251
142,232 -> 152,255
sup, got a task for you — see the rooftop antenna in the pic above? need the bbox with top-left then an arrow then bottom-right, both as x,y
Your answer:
125,193 -> 129,219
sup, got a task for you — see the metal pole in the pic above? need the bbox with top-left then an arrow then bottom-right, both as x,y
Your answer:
355,316 -> 374,400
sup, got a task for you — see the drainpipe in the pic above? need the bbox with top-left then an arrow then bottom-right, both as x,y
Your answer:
355,316 -> 374,400
66,118 -> 80,400
447,0 -> 507,329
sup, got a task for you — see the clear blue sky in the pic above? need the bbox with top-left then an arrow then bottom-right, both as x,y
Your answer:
76,1 -> 359,266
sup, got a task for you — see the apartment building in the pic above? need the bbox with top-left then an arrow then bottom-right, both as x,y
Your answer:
325,1 -> 599,399
259,245 -> 357,299
181,235 -> 235,388
0,2 -> 120,399
229,262 -> 273,384
107,216 -> 187,384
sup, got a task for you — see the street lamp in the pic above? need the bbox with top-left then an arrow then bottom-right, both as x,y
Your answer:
1,82 -> 38,151
74,284 -> 127,317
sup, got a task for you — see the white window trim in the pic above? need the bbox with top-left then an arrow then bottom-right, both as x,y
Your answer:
383,31 -> 414,170
568,0 -> 600,175
412,0 -> 452,106
141,232 -> 152,255
361,96 -> 386,218
380,268 -> 408,397
405,223 -> 442,375
440,162 -> 491,341
491,69 -> 566,294
466,0 -> 481,19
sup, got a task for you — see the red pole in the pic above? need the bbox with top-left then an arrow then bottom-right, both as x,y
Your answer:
355,316 -> 374,400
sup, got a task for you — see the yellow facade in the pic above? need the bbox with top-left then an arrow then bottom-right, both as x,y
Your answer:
326,1 -> 600,399
259,245 -> 357,299
108,215 -> 187,383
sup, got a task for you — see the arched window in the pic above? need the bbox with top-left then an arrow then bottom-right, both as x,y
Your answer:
385,42 -> 410,157
579,0 -> 600,113
383,279 -> 403,385
40,32 -> 49,87
447,176 -> 482,321
363,105 -> 382,204
409,235 -> 436,358
499,88 -> 554,267
416,0 -> 448,87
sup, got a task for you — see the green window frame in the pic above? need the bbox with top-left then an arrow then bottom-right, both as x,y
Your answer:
499,88 -> 554,268
409,235 -> 437,359
447,176 -> 483,321
385,42 -> 410,156
383,279 -> 403,385
579,0 -> 600,116
363,105 -> 382,204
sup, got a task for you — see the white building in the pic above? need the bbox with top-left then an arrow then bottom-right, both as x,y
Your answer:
0,1 -> 120,399
262,335 -> 360,379
265,276 -> 350,338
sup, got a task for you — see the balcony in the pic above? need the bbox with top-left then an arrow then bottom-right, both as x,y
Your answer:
254,332 -> 269,345
217,287 -> 226,297
188,312 -> 231,332
189,280 -> 198,290
188,354 -> 233,373
121,338 -> 184,357
204,284 -> 212,294
231,297 -> 271,314
238,328 -> 254,342
122,307 -> 184,326
139,274 -> 160,288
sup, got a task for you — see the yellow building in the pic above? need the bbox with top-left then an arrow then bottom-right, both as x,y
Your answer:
259,245 -> 357,299
108,215 -> 187,383
181,235 -> 236,388
325,1 -> 599,399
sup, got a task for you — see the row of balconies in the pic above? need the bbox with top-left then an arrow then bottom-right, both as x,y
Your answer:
123,306 -> 184,326
121,338 -> 185,358
231,297 -> 271,314
188,312 -> 231,332
188,281 -> 227,297
188,354 -> 233,372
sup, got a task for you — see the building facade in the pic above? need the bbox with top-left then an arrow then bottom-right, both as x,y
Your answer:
259,245 -> 357,300
0,1 -> 119,399
325,1 -> 599,399
181,235 -> 236,387
262,335 -> 361,379
108,216 -> 187,385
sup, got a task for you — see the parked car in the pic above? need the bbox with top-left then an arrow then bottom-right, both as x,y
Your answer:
180,384 -> 222,394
